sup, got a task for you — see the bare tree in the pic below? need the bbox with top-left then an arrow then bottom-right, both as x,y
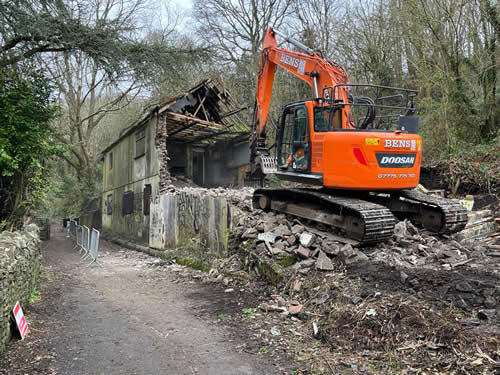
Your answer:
193,0 -> 293,64
291,0 -> 346,58
39,0 -> 192,182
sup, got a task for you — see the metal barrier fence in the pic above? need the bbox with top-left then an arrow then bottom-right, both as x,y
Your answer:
76,225 -> 83,249
82,225 -> 90,257
69,223 -> 101,267
88,229 -> 100,266
69,220 -> 76,239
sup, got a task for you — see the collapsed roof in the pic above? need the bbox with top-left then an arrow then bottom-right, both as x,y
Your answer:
101,79 -> 250,156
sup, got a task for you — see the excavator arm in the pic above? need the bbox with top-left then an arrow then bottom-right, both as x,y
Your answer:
254,27 -> 350,139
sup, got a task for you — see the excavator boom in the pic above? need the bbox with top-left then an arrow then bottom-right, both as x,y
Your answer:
255,28 -> 349,138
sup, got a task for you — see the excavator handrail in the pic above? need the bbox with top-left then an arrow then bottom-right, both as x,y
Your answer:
326,83 -> 418,94
324,83 -> 417,103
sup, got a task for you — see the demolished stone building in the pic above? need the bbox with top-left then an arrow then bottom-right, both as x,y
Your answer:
100,80 -> 250,244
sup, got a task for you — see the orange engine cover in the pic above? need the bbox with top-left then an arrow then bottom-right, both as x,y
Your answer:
310,131 -> 422,190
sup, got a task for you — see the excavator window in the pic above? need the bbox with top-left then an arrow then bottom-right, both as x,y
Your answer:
279,108 -> 295,167
314,107 -> 341,131
294,107 -> 307,142
278,105 -> 309,171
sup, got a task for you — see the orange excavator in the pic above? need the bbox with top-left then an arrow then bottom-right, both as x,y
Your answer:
249,27 -> 467,244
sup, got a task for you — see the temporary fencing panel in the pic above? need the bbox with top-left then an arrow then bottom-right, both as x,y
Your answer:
82,226 -> 90,253
76,225 -> 83,248
90,229 -> 100,261
69,222 -> 101,267
70,220 -> 77,240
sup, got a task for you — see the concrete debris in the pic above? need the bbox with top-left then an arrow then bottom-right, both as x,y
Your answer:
273,224 -> 292,238
394,221 -> 408,238
300,259 -> 316,268
400,271 -> 409,284
366,308 -> 377,317
339,244 -> 355,258
255,242 -> 267,254
220,185 -> 499,315
338,244 -> 368,265
242,228 -> 258,239
292,280 -> 302,292
321,241 -> 340,256
270,327 -> 281,336
299,232 -> 315,247
294,245 -> 311,259
257,232 -> 278,244
312,322 -> 319,338
271,248 -> 288,256
315,251 -> 334,271
274,241 -> 285,250
456,209 -> 497,240
285,235 -> 297,246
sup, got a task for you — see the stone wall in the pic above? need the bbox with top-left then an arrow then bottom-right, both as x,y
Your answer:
0,225 -> 41,354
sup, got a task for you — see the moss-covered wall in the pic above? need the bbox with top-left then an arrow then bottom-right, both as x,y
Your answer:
0,225 -> 41,354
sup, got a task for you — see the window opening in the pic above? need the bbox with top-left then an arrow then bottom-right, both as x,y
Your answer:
143,184 -> 152,215
122,191 -> 134,215
106,194 -> 113,215
135,128 -> 146,157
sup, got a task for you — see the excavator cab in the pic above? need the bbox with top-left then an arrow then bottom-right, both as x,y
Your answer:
277,100 -> 343,173
277,104 -> 310,172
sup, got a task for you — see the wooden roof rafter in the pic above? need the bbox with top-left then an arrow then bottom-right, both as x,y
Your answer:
164,111 -> 247,146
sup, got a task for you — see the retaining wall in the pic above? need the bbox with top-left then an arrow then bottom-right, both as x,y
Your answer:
0,224 -> 41,354
149,191 -> 233,256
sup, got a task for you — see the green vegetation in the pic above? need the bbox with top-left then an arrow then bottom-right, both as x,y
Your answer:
258,346 -> 271,354
217,313 -> 232,320
442,136 -> 500,194
0,69 -> 60,229
29,288 -> 41,303
242,307 -> 257,321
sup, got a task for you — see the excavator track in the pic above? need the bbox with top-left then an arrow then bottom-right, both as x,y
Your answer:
253,188 -> 396,245
398,190 -> 468,233
366,189 -> 468,234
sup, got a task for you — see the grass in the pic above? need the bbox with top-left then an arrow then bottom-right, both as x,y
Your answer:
29,288 -> 41,303
217,313 -> 231,320
259,346 -> 270,354
242,307 -> 257,321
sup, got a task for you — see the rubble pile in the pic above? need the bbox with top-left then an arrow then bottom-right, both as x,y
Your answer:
159,186 -> 498,292
223,188 -> 500,310
220,191 -> 499,373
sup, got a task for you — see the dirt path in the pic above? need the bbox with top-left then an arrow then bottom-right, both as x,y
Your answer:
0,229 -> 289,375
